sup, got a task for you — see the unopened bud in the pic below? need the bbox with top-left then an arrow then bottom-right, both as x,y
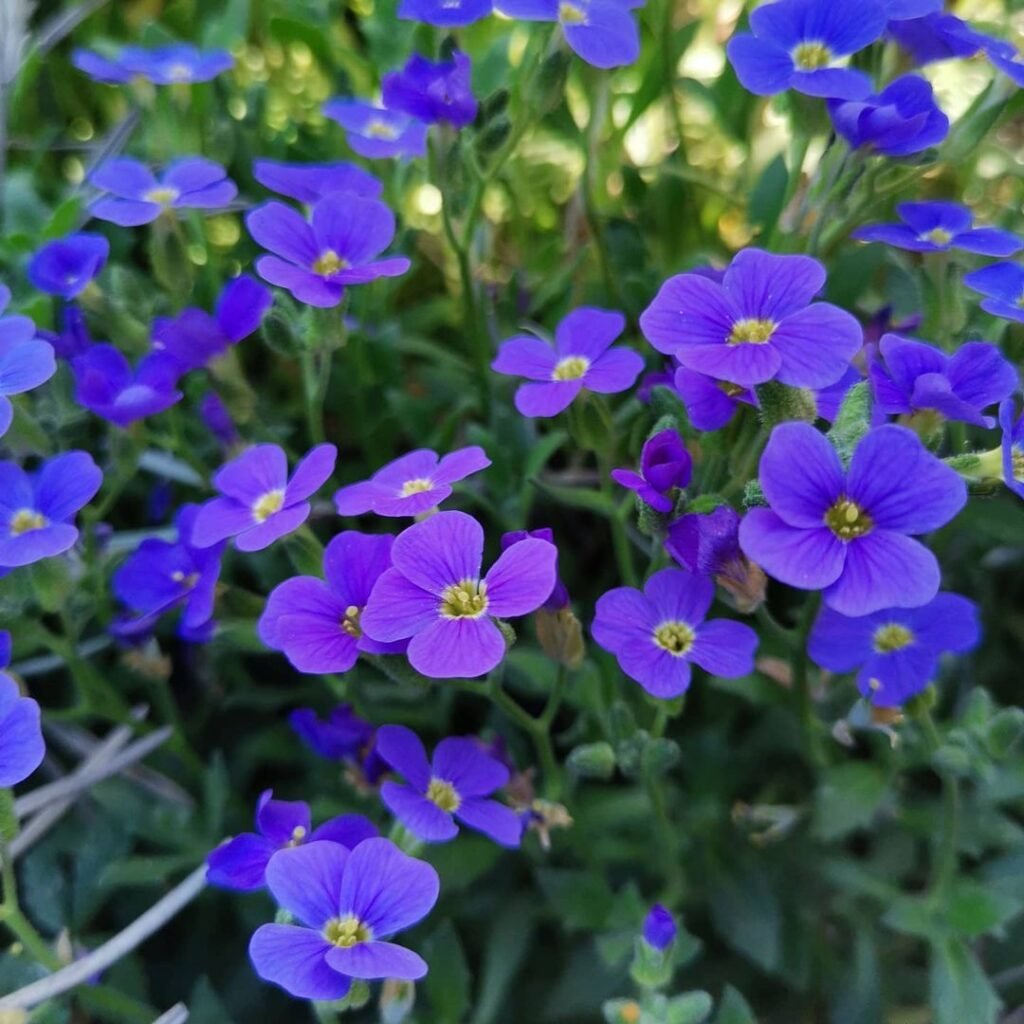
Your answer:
567,741 -> 616,779
756,381 -> 817,427
380,979 -> 416,1023
536,607 -> 584,668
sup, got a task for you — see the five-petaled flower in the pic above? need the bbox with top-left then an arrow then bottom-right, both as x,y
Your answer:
854,201 -> 1022,256
376,724 -> 522,846
27,234 -> 109,299
0,631 -> 45,788
0,285 -> 55,438
322,100 -> 428,159
592,567 -> 758,699
72,345 -> 183,427
739,423 -> 966,616
72,44 -> 233,85
191,443 -> 337,552
361,510 -> 557,678
249,838 -> 439,998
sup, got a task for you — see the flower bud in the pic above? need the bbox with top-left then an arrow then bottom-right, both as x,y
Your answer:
536,607 -> 585,668
756,381 -> 818,427
567,741 -> 616,779
642,904 -> 677,952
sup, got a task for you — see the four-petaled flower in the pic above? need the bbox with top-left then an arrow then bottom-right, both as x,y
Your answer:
252,159 -> 383,205
322,101 -> 428,159
334,446 -> 491,518
191,443 -> 337,552
739,423 -> 966,616
72,345 -> 183,427
592,567 -> 758,699
492,307 -> 644,417
249,838 -> 439,998
0,631 -> 45,788
382,52 -> 478,128
611,429 -> 692,513
259,532 -> 406,673
207,789 -> 377,891
854,202 -> 1022,256
640,249 -> 862,389
0,285 -> 55,438
963,263 -> 1024,324
361,510 -> 557,678
72,45 -> 233,85
27,234 -> 109,299
376,724 -> 522,846
809,592 -> 979,706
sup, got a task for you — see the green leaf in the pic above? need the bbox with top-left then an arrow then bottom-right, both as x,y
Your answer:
929,937 -> 1001,1024
667,991 -> 713,1024
528,477 -> 616,516
945,879 -> 1024,938
748,155 -> 788,233
423,920 -> 472,1024
536,868 -> 615,931
471,899 -> 534,1024
812,763 -> 889,842
714,986 -> 756,1024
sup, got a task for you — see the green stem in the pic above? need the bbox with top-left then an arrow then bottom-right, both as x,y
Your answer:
920,710 -> 960,899
1,839 -> 60,970
489,670 -> 562,799
791,592 -> 824,766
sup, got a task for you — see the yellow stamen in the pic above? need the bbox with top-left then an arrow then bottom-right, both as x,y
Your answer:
342,605 -> 362,638
792,41 -> 833,70
558,1 -> 587,23
427,777 -> 461,813
401,478 -> 434,497
727,318 -> 777,346
653,621 -> 695,656
552,356 -> 589,381
825,498 -> 873,540
922,228 -> 953,246
440,578 -> 488,619
323,914 -> 373,948
252,489 -> 285,523
10,509 -> 45,536
313,250 -> 348,276
144,187 -> 180,207
366,120 -> 399,140
873,623 -> 914,653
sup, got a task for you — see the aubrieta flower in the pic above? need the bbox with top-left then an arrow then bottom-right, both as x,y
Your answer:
500,528 -> 569,610
361,510 -> 557,678
998,398 -> 1024,500
72,345 -> 183,427
0,452 -> 102,568
382,52 -> 478,128
963,263 -> 1024,324
497,0 -> 642,70
640,249 -> 861,389
249,839 -> 439,998
0,632 -> 45,787
739,423 -> 966,616
191,443 -> 336,553
869,334 -> 1017,429
828,75 -> 948,157
592,567 -> 758,699
611,430 -> 692,513
321,101 -> 428,160
0,286 -> 55,438
809,592 -> 979,706
376,725 -> 522,846
291,705 -> 388,786
259,532 -> 406,673
246,196 -> 410,308
152,275 -> 272,372
252,159 -> 383,204
90,158 -> 237,227
71,45 -> 233,86
854,202 -> 1022,256
492,307 -> 644,418
112,504 -> 225,641
726,0 -> 886,99
642,905 -> 677,952
334,446 -> 491,518
27,233 -> 109,299
199,392 -> 237,448
398,0 -> 491,25
207,790 -> 378,891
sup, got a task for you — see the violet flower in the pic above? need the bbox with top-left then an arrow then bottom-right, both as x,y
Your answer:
72,345 -> 183,426
611,430 -> 692,513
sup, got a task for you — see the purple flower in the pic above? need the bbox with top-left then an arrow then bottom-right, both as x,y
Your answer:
27,234 -> 109,299
637,363 -> 676,404
963,263 -> 1024,324
883,0 -> 941,17
739,423 -> 966,616
72,45 -> 233,85
828,75 -> 948,157
246,195 -> 410,308
259,532 -> 406,673
0,452 -> 102,568
642,905 -> 677,951
0,632 -> 45,787
72,345 -> 183,426
376,724 -> 522,846
870,334 -> 1017,428
361,510 -> 557,679
112,504 -> 225,641
492,307 -> 644,417
207,790 -> 377,892
999,398 -> 1024,500
151,275 -> 272,372
611,430 -> 692,513
382,52 -> 478,128
191,443 -> 337,552
672,367 -> 754,432
252,159 -> 383,204
291,705 -> 388,786
39,304 -> 94,360
334,446 -> 490,518
986,39 -> 1024,89
809,592 -> 979,706
0,286 -> 55,438
726,0 -> 886,99
199,392 -> 237,448
321,101 -> 428,159
249,838 -> 438,997
854,202 -> 1022,256
397,0 -> 491,27
592,567 -> 758,699
640,249 -> 862,389
497,0 -> 641,69
90,158 -> 237,227
500,528 -> 569,610
888,14 -> 992,65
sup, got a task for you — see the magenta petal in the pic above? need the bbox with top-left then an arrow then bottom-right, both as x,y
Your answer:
325,942 -> 427,981
514,380 -> 581,417
689,619 -> 758,678
485,538 -> 558,617
375,725 -> 432,788
361,569 -> 439,641
456,798 -> 522,847
739,510 -> 846,590
381,781 -> 459,841
249,925 -> 350,1001
265,841 -> 348,929
285,443 -> 337,503
408,617 -> 506,678
390,510 -> 483,593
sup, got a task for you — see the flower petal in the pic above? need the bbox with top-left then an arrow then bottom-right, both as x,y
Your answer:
375,725 -> 432,789
361,569 -> 439,642
390,510 -> 483,594
738,511 -> 846,590
326,941 -> 428,981
455,797 -> 522,847
264,841 -> 349,929
381,781 -> 459,842
407,617 -> 505,679
759,422 -> 844,527
249,925 -> 349,1001
689,619 -> 758,678
484,537 -> 558,618
432,737 -> 509,797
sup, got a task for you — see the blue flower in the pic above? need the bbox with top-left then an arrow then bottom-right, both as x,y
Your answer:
72,345 -> 183,427
642,905 -> 677,952
72,45 -> 233,85
252,159 -> 383,205
0,632 -> 45,788
27,234 -> 109,299
397,0 -> 492,27
963,263 -> 1024,324
887,13 -> 992,65
382,52 -> 478,128
0,285 -> 55,438
855,202 -> 1022,256
321,101 -> 428,160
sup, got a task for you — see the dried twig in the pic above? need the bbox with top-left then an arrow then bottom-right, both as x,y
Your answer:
152,1003 -> 189,1024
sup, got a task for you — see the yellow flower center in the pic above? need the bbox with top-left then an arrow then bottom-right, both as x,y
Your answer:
872,623 -> 915,654
552,356 -> 590,381
727,318 -> 777,346
1012,446 -> 1024,482
440,578 -> 488,619
285,825 -> 307,848
718,380 -> 746,397
323,914 -> 373,948
10,509 -> 45,536
558,1 -> 587,23
401,478 -> 434,497
825,498 -> 873,541
792,41 -> 833,70
653,621 -> 695,656
313,250 -> 349,276
170,570 -> 200,588
341,604 -> 362,638
922,228 -> 953,246
427,777 -> 461,813
251,489 -> 285,523
144,187 -> 180,207
366,120 -> 399,140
